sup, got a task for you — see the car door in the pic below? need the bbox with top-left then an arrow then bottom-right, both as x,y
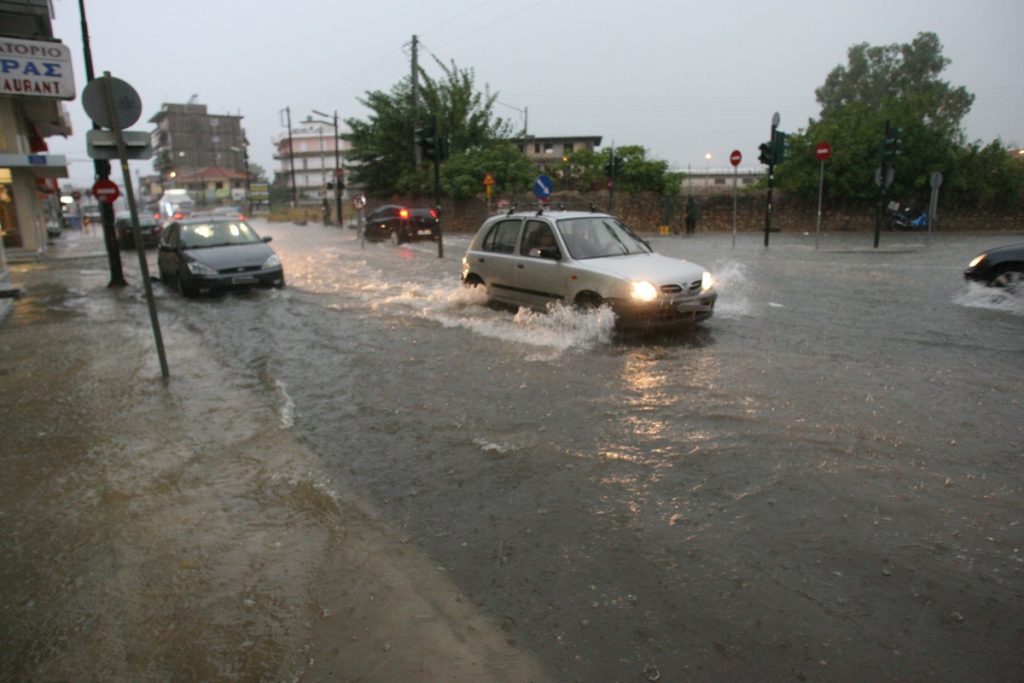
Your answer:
468,218 -> 523,305
513,219 -> 567,309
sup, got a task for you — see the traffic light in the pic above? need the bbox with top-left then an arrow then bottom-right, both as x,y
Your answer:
416,124 -> 436,160
604,153 -> 623,177
882,126 -> 901,161
772,131 -> 788,164
758,141 -> 774,166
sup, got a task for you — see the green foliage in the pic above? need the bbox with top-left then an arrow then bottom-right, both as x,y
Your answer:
343,58 -> 513,198
441,141 -> 536,200
776,32 -> 1022,207
554,145 -> 675,195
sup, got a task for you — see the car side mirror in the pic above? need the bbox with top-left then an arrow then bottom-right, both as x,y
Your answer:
262,236 -> 273,243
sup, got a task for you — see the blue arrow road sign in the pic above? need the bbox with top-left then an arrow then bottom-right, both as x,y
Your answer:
533,174 -> 553,199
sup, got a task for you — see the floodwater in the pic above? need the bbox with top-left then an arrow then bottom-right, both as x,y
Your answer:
3,220 -> 1022,681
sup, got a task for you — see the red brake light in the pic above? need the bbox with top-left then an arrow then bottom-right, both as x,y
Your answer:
153,213 -> 160,220
399,209 -> 410,219
430,209 -> 438,219
238,213 -> 246,221
173,212 -> 184,219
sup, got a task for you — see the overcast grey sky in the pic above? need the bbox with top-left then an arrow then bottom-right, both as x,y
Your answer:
48,0 -> 1024,188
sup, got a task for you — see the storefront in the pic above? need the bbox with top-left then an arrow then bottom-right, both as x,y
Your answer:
0,29 -> 75,309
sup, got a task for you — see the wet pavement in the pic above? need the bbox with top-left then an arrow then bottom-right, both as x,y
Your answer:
2,222 -> 1022,682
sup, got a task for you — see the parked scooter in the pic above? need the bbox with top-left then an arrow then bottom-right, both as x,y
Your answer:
889,203 -> 928,231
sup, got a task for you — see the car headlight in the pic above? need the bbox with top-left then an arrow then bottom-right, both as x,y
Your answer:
262,253 -> 281,269
630,280 -> 659,302
187,261 -> 217,275
701,271 -> 714,291
968,254 -> 985,269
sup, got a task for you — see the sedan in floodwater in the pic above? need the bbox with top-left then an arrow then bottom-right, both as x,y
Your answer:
461,208 -> 716,327
964,242 -> 1024,290
157,216 -> 285,297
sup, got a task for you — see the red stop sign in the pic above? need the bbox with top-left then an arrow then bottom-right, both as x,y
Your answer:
815,141 -> 832,161
92,179 -> 120,204
730,150 -> 742,167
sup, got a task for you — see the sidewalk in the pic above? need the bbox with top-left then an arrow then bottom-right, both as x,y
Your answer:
0,240 -> 549,682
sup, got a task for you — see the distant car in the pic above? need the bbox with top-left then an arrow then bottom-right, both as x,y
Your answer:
115,211 -> 163,249
157,216 -> 284,297
461,208 -> 716,328
46,221 -> 62,239
964,242 -> 1024,290
363,204 -> 439,244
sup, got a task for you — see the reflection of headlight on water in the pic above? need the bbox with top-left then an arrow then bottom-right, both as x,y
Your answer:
630,280 -> 658,302
701,271 -> 713,291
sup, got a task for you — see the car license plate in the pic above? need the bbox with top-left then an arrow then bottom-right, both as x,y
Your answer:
232,276 -> 257,285
418,229 -> 433,236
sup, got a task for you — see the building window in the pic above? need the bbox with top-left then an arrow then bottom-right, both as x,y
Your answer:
215,181 -> 224,189
544,144 -> 554,154
211,135 -> 220,144
210,118 -> 220,127
714,178 -> 726,185
534,143 -> 541,154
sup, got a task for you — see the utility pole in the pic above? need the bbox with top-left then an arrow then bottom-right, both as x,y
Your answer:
284,107 -> 297,207
78,0 -> 126,287
411,35 -> 421,164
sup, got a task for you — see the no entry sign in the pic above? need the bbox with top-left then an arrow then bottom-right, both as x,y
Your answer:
91,178 -> 120,204
730,150 -> 742,167
815,141 -> 832,161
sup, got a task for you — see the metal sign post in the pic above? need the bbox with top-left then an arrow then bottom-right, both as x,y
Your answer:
97,72 -> 169,379
927,171 -> 943,246
814,142 -> 831,250
729,150 -> 741,248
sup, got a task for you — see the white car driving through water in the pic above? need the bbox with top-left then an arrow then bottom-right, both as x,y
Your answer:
461,207 -> 716,328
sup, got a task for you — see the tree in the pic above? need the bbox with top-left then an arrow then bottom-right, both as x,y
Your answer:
343,58 -> 513,198
556,146 -> 680,195
776,32 -> 979,202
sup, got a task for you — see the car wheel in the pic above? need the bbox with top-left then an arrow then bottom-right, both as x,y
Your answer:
992,265 -> 1024,290
390,229 -> 405,245
463,274 -> 484,289
574,292 -> 604,309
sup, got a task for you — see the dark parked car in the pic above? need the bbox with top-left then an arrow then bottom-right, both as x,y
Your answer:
363,204 -> 439,244
964,242 -> 1024,290
115,211 -> 163,249
157,216 -> 284,297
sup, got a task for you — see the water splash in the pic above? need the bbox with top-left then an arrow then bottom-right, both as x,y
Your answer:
953,283 -> 1024,316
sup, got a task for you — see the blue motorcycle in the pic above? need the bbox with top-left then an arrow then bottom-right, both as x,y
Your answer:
889,205 -> 928,231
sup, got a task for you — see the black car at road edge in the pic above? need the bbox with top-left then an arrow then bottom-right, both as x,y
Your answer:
964,242 -> 1024,290
363,204 -> 440,244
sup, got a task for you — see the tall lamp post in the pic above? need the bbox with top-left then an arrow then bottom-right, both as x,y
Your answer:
307,109 -> 342,226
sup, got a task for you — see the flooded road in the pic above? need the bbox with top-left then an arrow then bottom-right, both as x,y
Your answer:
4,221 -> 1022,681
164,220 -> 1024,681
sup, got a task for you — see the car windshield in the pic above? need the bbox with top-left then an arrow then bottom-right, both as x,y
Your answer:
180,220 -> 260,248
556,217 -> 651,259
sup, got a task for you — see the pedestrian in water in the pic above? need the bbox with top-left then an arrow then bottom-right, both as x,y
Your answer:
685,196 -> 700,234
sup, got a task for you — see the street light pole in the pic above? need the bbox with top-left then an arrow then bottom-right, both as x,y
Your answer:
312,109 -> 342,227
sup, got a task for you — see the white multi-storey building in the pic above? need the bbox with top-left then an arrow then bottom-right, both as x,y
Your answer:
273,122 -> 350,203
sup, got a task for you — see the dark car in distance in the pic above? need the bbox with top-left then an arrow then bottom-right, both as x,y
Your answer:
115,211 -> 163,249
964,242 -> 1024,290
157,216 -> 284,297
363,204 -> 439,244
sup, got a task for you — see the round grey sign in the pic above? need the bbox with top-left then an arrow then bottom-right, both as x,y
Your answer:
930,171 -> 944,189
82,75 -> 142,130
